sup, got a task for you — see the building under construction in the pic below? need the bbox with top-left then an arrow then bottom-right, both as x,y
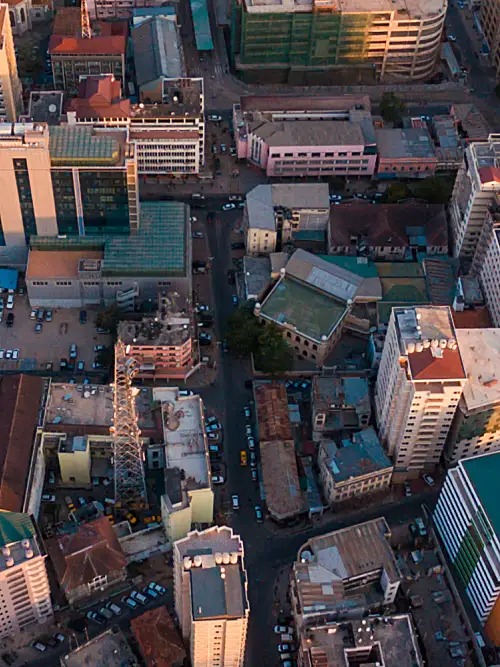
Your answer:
230,0 -> 447,85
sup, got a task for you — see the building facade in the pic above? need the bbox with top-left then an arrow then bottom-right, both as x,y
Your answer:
476,215 -> 500,327
0,512 -> 53,639
375,306 -> 466,480
0,5 -> 23,122
375,128 -> 438,178
434,453 -> 500,644
231,0 -> 447,84
480,0 -> 500,78
173,526 -> 250,667
6,0 -> 32,35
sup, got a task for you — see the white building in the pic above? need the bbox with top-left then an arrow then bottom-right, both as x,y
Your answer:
477,214 -> 500,326
0,512 -> 53,639
174,526 -> 250,667
445,329 -> 500,466
434,452 -> 500,644
375,306 -> 467,480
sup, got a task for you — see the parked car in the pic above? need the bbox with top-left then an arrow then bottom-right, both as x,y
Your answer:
149,582 -> 166,595
45,310 -> 52,322
212,476 -> 225,485
86,611 -> 105,625
278,644 -> 296,653
77,361 -> 85,372
121,596 -> 137,609
206,415 -> 218,425
245,425 -> 253,437
130,590 -> 148,606
36,309 -> 44,322
244,406 -> 251,418
228,195 -> 243,201
106,602 -> 122,616
232,494 -> 239,510
251,469 -> 258,483
232,295 -> 239,306
255,505 -> 264,522
31,642 -> 47,652
94,344 -> 105,352
423,474 -> 435,487
274,625 -> 293,634
240,450 -> 247,466
48,471 -> 55,484
247,437 -> 255,450
12,350 -> 19,360
6,313 -> 13,328
5,350 -> 12,360
199,333 -> 212,345
35,322 -> 42,333
69,344 -> 77,359
222,203 -> 236,211
1,652 -> 18,665
206,423 -> 221,433
41,494 -> 56,502
192,231 -> 204,239
30,309 -> 37,320
404,482 -> 412,497
208,114 -> 222,121
6,295 -> 14,309
79,310 -> 87,324
179,389 -> 195,396
98,607 -> 114,621
250,451 -> 257,468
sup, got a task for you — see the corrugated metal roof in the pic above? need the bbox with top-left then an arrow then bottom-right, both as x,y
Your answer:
132,16 -> 184,87
189,0 -> 214,50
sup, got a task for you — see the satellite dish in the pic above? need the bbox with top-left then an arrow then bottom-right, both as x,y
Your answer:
48,104 -> 57,113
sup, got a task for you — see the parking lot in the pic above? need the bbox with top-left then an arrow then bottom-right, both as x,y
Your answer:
0,293 -> 112,373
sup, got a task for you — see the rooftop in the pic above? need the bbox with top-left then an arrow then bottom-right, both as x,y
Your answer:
49,126 -> 126,166
452,306 -> 492,329
246,183 -> 329,232
27,249 -> 104,280
131,77 -> 203,117
455,329 -> 500,413
189,0 -> 213,50
422,257 -> 458,306
243,255 -> 271,300
0,511 -> 35,549
49,34 -> 126,56
313,376 -> 370,429
250,119 -> 367,148
254,381 -> 292,442
27,91 -> 64,125
131,607 -> 186,667
394,306 -> 465,382
60,629 -> 136,667
244,0 -> 446,17
260,439 -> 306,520
375,127 -> 437,160
132,16 -> 185,88
239,94 -> 371,114
69,75 -> 131,119
376,262 -> 429,324
154,388 -> 210,489
321,428 -> 393,484
462,452 -> 500,537
451,104 -> 490,142
301,614 -> 421,667
119,295 -> 190,347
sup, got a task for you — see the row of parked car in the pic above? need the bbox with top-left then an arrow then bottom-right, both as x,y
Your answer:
274,623 -> 296,666
86,582 -> 167,625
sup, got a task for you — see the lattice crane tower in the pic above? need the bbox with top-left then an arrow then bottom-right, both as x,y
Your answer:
111,340 -> 147,505
81,0 -> 92,39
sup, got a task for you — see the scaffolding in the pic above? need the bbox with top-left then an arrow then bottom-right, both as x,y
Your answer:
111,340 -> 147,505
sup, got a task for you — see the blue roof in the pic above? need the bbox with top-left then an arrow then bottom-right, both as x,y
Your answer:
343,377 -> 369,407
189,0 -> 214,50
132,6 -> 175,17
324,427 -> 392,483
0,268 -> 18,291
462,453 -> 500,537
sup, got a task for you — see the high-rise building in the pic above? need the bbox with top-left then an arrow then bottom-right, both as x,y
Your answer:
0,511 -> 53,639
375,306 -> 467,480
434,452 -> 500,644
231,0 -> 446,84
174,526 -> 249,667
480,0 -> 500,78
0,4 -> 23,122
0,122 -> 139,267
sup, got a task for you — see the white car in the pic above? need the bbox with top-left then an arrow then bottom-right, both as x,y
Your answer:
0,349 -> 4,359
423,474 -> 435,487
6,294 -> 14,309
222,203 -> 236,211
232,495 -> 239,510
190,216 -> 197,223
208,114 -> 222,121
247,437 -> 255,450
212,476 -> 225,485
228,195 -> 242,202
12,349 -> 19,360
448,35 -> 457,42
274,625 -> 293,634
245,425 -> 252,437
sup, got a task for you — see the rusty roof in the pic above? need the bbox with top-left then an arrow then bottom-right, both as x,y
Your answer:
407,347 -> 466,381
69,75 -> 131,119
49,35 -> 126,56
131,607 -> 186,667
47,516 -> 126,594
260,440 -> 306,521
254,381 -> 292,442
240,94 -> 371,113
0,375 -> 44,513
452,306 -> 492,329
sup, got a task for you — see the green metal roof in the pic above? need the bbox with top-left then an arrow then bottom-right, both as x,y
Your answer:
0,512 -> 35,548
261,276 -> 346,343
319,255 -> 378,279
189,0 -> 214,50
49,127 -> 121,166
462,454 -> 500,538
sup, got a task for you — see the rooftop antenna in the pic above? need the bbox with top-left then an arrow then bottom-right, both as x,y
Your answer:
81,0 -> 92,39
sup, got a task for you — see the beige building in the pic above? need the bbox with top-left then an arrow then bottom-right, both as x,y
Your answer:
0,512 -> 53,639
445,329 -> 500,466
174,526 -> 250,667
480,0 -> 500,78
475,203 -> 500,327
375,306 -> 467,480
57,435 -> 92,486
0,5 -> 23,122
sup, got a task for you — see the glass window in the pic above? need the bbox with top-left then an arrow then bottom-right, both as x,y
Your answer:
79,170 -> 130,235
13,159 -> 36,243
51,170 -> 78,235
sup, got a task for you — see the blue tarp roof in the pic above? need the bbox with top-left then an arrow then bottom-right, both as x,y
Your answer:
189,0 -> 214,51
0,268 -> 18,290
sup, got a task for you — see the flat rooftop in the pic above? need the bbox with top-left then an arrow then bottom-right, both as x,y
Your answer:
240,94 -> 371,113
251,120 -> 365,148
49,126 -> 126,166
455,329 -> 500,413
118,314 -> 190,347
191,563 -> 245,619
154,388 -> 209,489
131,78 -> 203,118
301,615 -> 421,667
244,0 -> 446,18
27,91 -> 64,125
27,250 -> 104,280
60,629 -> 135,667
462,452 -> 500,537
376,128 -> 437,160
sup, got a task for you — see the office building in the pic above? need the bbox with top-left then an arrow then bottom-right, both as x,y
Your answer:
234,95 -> 377,178
0,5 -> 23,122
480,0 -> 500,78
231,0 -> 446,84
0,512 -> 53,639
173,525 -> 250,667
450,137 -> 500,260
445,329 -> 500,466
434,452 -> 500,644
0,122 -> 139,267
375,306 -> 466,480
87,0 -> 168,19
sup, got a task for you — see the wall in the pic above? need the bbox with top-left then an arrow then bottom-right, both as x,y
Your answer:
188,487 -> 214,525
161,495 -> 192,543
58,447 -> 91,485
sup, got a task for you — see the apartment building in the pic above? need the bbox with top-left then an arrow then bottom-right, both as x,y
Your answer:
87,0 -> 166,19
231,0 -> 446,84
245,183 -> 330,254
450,137 -> 500,260
68,74 -> 205,175
0,122 -> 139,267
173,526 -> 250,667
444,329 -> 500,466
434,452 -> 500,643
0,5 -> 23,122
312,375 -> 371,434
0,512 -> 53,639
480,0 -> 500,78
475,210 -> 500,326
375,306 -> 467,480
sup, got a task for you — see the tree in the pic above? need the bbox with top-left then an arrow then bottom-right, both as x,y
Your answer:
410,176 -> 454,205
95,305 -> 121,334
384,181 -> 410,203
379,93 -> 405,125
225,308 -> 261,357
254,323 -> 293,374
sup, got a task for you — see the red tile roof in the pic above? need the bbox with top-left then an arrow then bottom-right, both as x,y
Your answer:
0,375 -> 44,513
478,167 -> 500,185
408,347 -> 466,381
69,76 -> 131,119
47,517 -> 126,595
254,382 -> 292,442
131,607 -> 186,667
49,35 -> 126,56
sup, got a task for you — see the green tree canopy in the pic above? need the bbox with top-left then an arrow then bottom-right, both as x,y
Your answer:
379,93 -> 405,125
254,323 -> 293,375
225,308 -> 261,357
384,181 -> 411,203
95,305 -> 121,334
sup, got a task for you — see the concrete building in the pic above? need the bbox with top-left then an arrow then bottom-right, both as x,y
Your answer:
173,526 -> 250,667
257,249 -> 382,365
450,137 -> 500,260
312,375 -> 371,434
328,203 -> 448,260
6,0 -> 31,35
119,294 -> 195,380
58,435 -> 91,486
445,329 -> 500,466
434,452 -> 500,644
155,388 -> 214,543
46,516 -> 127,604
87,0 -> 168,19
375,306 -> 466,480
68,74 -> 206,175
234,96 -> 377,177
480,0 -> 500,78
231,0 -> 446,84
474,201 -> 500,326
318,428 -> 394,505
0,6 -> 23,122
0,512 -> 52,639
291,518 -> 402,630
61,629 -> 136,667
376,128 -> 438,178
245,183 -> 330,255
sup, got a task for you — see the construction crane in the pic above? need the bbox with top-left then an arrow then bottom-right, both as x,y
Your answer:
111,340 -> 147,506
81,0 -> 91,39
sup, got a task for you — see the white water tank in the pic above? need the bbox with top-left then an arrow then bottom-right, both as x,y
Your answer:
5,557 -> 14,567
439,339 -> 447,349
2,547 -> 10,557
215,552 -> 223,565
193,555 -> 202,568
22,539 -> 30,549
447,338 -> 456,349
423,339 -> 430,349
25,548 -> 34,559
431,339 -> 439,348
415,342 -> 424,352
230,552 -> 239,564
222,552 -> 230,565
406,342 -> 415,354
183,557 -> 192,570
